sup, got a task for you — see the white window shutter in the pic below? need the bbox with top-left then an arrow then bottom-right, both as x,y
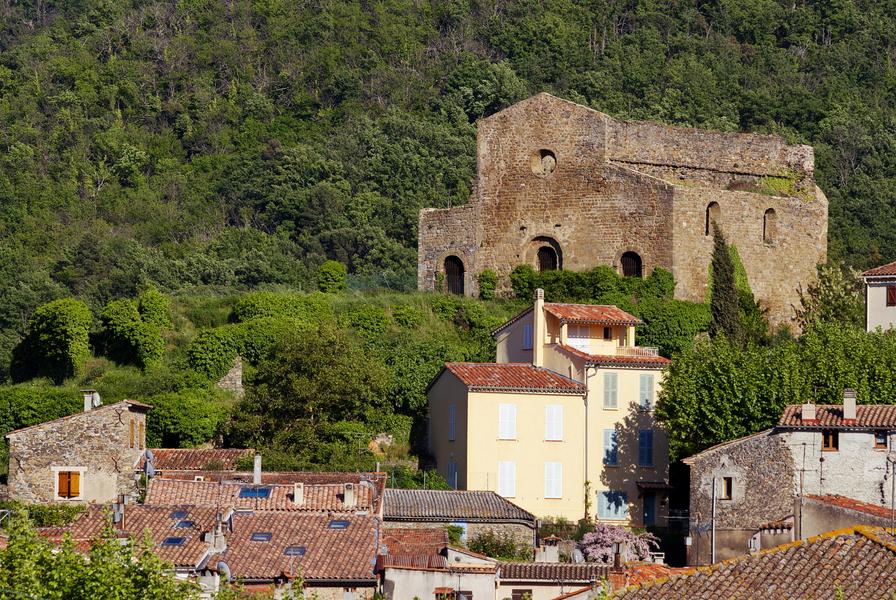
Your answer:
640,374 -> 655,409
498,461 -> 516,497
499,404 -> 517,439
604,373 -> 618,408
544,462 -> 562,498
545,405 -> 563,441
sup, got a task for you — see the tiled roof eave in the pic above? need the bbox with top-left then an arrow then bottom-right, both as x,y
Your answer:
559,317 -> 642,326
383,515 -> 537,526
776,424 -> 886,431
583,359 -> 669,369
468,385 -> 585,395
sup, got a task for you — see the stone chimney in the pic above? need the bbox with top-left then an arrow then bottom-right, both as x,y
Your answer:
801,402 -> 816,422
253,454 -> 262,485
211,514 -> 227,553
533,288 -> 545,367
843,388 -> 857,422
293,482 -> 304,506
534,535 -> 560,563
344,483 -> 356,508
81,389 -> 101,412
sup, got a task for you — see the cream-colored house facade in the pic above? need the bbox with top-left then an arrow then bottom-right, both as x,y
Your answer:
862,260 -> 896,332
428,289 -> 671,526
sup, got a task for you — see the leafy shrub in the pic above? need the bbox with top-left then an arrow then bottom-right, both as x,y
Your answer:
0,501 -> 85,527
11,299 -> 93,384
318,260 -> 348,293
238,317 -> 313,363
509,265 -> 537,299
137,286 -> 172,328
392,305 -> 424,329
468,529 -> 533,561
232,291 -> 332,323
145,388 -> 230,447
99,298 -> 164,369
430,296 -> 462,321
478,269 -> 498,300
186,327 -> 241,379
342,305 -> 391,338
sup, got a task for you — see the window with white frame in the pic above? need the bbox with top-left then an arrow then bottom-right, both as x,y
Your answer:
603,429 -> 619,466
522,324 -> 533,350
545,404 -> 563,441
544,462 -> 563,498
604,372 -> 618,408
448,404 -> 456,441
639,374 -> 655,410
498,403 -> 517,439
638,430 -> 654,466
597,490 -> 629,520
568,324 -> 591,351
498,461 -> 516,497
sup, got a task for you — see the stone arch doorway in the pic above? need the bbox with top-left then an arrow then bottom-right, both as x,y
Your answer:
527,236 -> 563,271
444,256 -> 465,295
620,251 -> 643,277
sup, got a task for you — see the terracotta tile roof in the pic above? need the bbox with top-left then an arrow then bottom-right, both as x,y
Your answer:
39,504 -> 219,569
779,404 -> 896,428
443,363 -> 585,394
613,526 -> 896,599
607,563 -> 689,590
5,400 -> 150,437
384,489 -> 536,523
144,478 -> 375,513
211,512 -> 379,582
544,303 -> 642,326
806,494 -> 895,520
498,562 -> 610,582
151,470 -> 385,487
556,345 -> 670,368
863,260 -> 896,277
141,448 -> 254,471
382,527 -> 448,555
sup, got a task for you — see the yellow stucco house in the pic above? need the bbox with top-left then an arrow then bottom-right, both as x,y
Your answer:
427,289 -> 671,526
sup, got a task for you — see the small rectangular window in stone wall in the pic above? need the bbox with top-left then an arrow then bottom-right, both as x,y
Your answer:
57,471 -> 80,499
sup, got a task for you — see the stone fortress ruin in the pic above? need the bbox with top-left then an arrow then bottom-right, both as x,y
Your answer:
417,93 -> 828,326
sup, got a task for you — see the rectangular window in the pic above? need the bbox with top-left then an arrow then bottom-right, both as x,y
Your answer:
569,324 -> 590,351
603,326 -> 611,340
511,590 -> 533,600
876,431 -> 889,449
888,286 -> 896,307
545,405 -> 563,441
544,462 -> 562,498
639,374 -> 655,410
603,429 -> 618,466
498,404 -> 517,439
603,372 -> 618,409
720,477 -> 733,500
522,324 -> 533,350
447,461 -> 458,489
448,404 -> 456,441
598,490 -> 629,520
498,461 -> 516,497
638,430 -> 654,466
57,471 -> 81,499
822,429 -> 839,451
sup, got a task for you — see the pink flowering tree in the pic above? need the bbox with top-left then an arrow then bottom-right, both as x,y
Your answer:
579,523 -> 659,564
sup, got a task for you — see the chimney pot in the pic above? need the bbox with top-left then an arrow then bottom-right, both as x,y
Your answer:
843,388 -> 857,421
293,482 -> 304,505
344,482 -> 356,508
81,389 -> 99,412
253,454 -> 262,485
801,403 -> 816,422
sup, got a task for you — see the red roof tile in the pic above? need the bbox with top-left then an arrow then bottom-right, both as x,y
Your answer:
443,363 -> 584,394
557,344 -> 670,368
142,448 -> 254,471
544,303 -> 642,326
498,562 -> 609,581
384,489 -> 536,523
613,526 -> 896,599
144,478 -> 376,513
779,404 -> 896,428
377,554 -> 450,571
382,527 -> 448,555
608,564 -> 689,592
863,261 -> 896,277
212,513 -> 379,582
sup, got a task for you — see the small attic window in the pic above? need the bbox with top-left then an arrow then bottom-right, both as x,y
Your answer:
170,510 -> 189,520
161,537 -> 186,546
250,532 -> 273,542
175,520 -> 195,528
284,546 -> 307,556
239,486 -> 272,499
328,520 -> 350,529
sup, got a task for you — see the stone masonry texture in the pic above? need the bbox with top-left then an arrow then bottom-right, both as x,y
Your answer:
418,93 -> 828,327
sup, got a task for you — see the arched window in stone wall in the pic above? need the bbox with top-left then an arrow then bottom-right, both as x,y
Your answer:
444,256 -> 465,295
621,251 -> 643,278
763,208 -> 777,244
528,236 -> 563,271
537,246 -> 558,271
706,202 -> 721,236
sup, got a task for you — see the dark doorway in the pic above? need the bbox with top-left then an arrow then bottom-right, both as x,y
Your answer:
537,246 -> 558,271
621,251 -> 643,277
444,256 -> 465,295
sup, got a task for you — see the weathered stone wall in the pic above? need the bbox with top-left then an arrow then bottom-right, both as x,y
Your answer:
417,93 -> 828,327
687,431 -> 795,565
798,496 -> 893,538
6,403 -> 146,503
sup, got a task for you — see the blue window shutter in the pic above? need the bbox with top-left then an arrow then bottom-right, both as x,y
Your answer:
638,430 -> 654,466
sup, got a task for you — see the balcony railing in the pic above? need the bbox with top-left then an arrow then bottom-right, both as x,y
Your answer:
615,346 -> 660,357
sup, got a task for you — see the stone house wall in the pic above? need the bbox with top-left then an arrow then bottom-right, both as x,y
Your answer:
418,93 -> 828,328
382,520 -> 536,550
6,402 -> 147,504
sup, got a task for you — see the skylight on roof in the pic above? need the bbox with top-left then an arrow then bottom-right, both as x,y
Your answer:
161,537 -> 186,546
284,546 -> 306,556
175,520 -> 195,528
250,531 -> 273,542
328,519 -> 350,529
239,486 -> 272,499
170,510 -> 188,519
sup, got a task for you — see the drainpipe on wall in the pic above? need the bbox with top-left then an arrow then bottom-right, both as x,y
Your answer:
583,369 -> 594,521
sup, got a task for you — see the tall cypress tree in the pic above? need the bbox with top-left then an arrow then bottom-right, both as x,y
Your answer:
709,225 -> 742,343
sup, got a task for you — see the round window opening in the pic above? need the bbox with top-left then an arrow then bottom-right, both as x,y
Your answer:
531,149 -> 557,177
